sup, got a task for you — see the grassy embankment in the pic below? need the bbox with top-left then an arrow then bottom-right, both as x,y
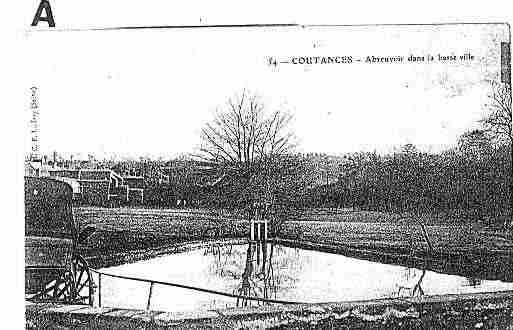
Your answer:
280,208 -> 513,254
75,207 -> 247,268
75,207 -> 513,269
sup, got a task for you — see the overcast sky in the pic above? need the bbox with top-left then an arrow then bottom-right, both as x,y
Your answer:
25,23 -> 509,159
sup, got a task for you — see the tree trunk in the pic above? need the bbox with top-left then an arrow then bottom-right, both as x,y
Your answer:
510,141 -> 513,231
418,221 -> 434,253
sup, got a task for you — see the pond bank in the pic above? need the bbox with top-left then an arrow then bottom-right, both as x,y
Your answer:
26,290 -> 513,329
75,207 -> 513,270
85,238 -> 247,269
85,235 -> 513,284
275,238 -> 513,282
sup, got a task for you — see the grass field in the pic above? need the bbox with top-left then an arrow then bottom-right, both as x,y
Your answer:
75,207 -> 248,267
279,208 -> 513,252
74,206 -> 513,268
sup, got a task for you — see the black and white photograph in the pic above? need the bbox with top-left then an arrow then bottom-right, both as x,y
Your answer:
7,2 -> 513,329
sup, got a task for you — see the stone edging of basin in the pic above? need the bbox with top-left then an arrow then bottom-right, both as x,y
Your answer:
275,237 -> 513,258
26,290 -> 513,329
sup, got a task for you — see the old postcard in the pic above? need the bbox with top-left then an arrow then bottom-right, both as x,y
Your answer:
17,3 -> 513,329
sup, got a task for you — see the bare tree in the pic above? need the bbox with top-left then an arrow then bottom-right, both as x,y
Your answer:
481,82 -> 512,146
481,82 -> 512,228
197,90 -> 296,212
199,90 -> 294,168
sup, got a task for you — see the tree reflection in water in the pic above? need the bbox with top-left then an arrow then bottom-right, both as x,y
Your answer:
204,242 -> 300,307
393,267 -> 427,297
204,243 -> 497,305
390,254 -> 485,298
392,259 -> 428,298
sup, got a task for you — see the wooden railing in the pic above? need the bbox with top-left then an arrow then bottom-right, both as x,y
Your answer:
90,268 -> 301,311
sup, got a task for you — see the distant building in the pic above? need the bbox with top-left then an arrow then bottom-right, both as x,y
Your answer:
47,169 -> 143,206
121,175 -> 145,204
111,163 -> 169,185
24,159 -> 53,177
51,176 -> 82,200
25,160 -> 42,177
161,160 -> 219,187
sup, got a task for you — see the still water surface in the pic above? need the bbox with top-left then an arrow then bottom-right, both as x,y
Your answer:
99,242 -> 513,312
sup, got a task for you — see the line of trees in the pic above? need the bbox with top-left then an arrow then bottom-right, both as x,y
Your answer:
315,143 -> 511,224
311,83 -> 512,228
197,84 -> 511,230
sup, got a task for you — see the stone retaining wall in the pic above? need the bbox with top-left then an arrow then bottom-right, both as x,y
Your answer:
26,290 -> 513,329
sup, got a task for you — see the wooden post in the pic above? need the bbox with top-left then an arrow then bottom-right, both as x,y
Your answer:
257,223 -> 261,241
264,220 -> 268,241
256,241 -> 261,265
89,275 -> 95,307
97,273 -> 102,308
146,282 -> 154,310
107,180 -> 111,201
250,219 -> 255,241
